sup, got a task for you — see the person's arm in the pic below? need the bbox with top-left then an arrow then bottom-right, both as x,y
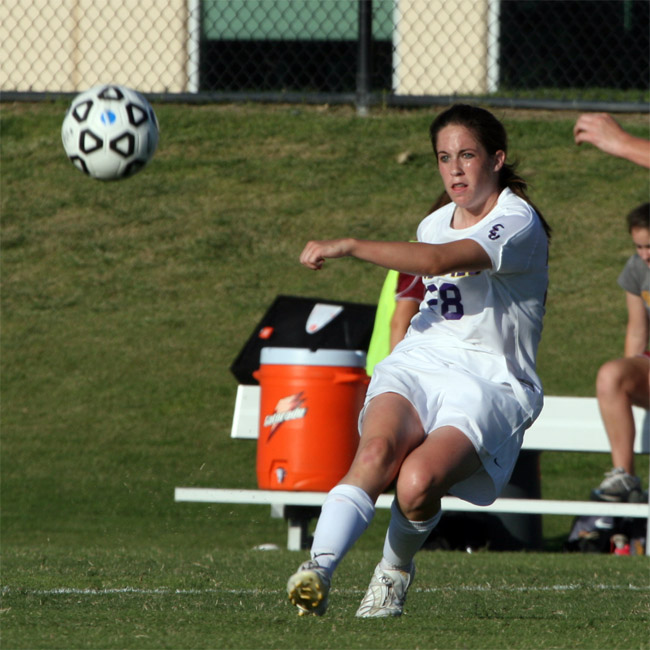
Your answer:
389,273 -> 425,350
389,299 -> 420,351
623,291 -> 649,357
299,238 -> 491,276
574,113 -> 650,169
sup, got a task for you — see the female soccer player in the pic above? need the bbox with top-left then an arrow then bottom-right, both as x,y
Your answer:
288,104 -> 551,618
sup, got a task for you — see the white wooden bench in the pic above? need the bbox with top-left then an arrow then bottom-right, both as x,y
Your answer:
175,388 -> 650,554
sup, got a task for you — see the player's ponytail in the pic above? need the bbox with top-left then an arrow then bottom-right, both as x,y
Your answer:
499,164 -> 552,241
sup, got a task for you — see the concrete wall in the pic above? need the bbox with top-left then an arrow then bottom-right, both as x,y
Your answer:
393,0 -> 490,95
1,0 -> 492,96
1,0 -> 191,92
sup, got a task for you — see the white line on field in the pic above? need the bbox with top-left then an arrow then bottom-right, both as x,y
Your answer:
2,584 -> 649,597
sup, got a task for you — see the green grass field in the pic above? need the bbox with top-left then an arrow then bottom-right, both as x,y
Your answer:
1,101 -> 649,648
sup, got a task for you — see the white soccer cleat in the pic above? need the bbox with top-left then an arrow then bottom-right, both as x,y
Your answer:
355,562 -> 415,618
287,560 -> 331,616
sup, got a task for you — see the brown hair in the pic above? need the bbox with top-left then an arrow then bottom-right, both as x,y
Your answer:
626,202 -> 650,232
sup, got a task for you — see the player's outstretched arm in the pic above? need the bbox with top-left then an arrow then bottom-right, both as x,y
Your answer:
299,238 -> 491,277
574,113 -> 650,169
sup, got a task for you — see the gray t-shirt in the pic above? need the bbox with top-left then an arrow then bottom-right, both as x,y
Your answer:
618,254 -> 650,320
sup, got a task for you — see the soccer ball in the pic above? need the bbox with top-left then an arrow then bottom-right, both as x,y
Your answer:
61,84 -> 159,180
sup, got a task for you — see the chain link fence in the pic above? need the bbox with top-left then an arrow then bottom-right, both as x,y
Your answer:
2,0 -> 648,111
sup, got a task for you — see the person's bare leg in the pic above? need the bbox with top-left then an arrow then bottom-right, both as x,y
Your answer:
395,425 -> 482,520
356,426 -> 481,618
596,356 -> 650,475
288,392 -> 424,616
339,392 -> 426,498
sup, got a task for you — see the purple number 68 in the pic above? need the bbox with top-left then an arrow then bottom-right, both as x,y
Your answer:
425,282 -> 464,320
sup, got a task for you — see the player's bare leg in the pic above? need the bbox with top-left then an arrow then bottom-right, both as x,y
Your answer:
288,393 -> 423,616
357,425 -> 481,617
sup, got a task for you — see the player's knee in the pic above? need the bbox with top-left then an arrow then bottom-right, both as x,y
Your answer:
354,436 -> 397,474
596,359 -> 625,397
397,465 -> 446,514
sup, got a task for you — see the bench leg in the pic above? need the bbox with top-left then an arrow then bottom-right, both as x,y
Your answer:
282,505 -> 322,551
287,517 -> 309,551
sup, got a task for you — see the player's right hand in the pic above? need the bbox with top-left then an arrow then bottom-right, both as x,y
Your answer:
299,239 -> 354,270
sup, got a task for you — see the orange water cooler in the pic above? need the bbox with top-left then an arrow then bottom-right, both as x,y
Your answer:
254,347 -> 369,491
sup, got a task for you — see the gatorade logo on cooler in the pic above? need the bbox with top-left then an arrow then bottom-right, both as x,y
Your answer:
264,392 -> 307,440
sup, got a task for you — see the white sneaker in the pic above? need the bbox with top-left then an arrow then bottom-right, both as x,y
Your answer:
287,560 -> 330,616
355,562 -> 415,618
593,467 -> 642,502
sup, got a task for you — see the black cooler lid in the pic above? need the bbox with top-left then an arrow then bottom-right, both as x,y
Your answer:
230,295 -> 376,384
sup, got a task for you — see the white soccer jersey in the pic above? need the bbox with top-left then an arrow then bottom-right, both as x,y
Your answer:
402,187 -> 549,419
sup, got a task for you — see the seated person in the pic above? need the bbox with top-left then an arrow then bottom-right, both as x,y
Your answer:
593,202 -> 650,502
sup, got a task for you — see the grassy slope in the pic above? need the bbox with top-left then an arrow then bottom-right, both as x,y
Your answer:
1,102 -> 649,648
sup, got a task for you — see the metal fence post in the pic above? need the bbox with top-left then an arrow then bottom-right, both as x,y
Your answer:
356,0 -> 372,116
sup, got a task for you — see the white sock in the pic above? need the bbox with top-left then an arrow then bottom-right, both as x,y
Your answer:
381,499 -> 442,571
310,484 -> 375,575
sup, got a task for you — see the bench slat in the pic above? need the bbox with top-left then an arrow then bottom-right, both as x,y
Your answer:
523,396 -> 649,453
175,487 -> 648,519
230,387 -> 650,453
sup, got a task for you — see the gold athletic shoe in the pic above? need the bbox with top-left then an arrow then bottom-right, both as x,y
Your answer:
287,560 -> 330,616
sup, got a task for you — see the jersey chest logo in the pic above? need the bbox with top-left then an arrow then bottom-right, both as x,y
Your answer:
488,223 -> 505,240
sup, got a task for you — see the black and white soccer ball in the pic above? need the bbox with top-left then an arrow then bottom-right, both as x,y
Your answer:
61,84 -> 159,180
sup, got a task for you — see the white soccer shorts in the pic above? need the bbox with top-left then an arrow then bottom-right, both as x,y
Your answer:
360,343 -> 535,506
